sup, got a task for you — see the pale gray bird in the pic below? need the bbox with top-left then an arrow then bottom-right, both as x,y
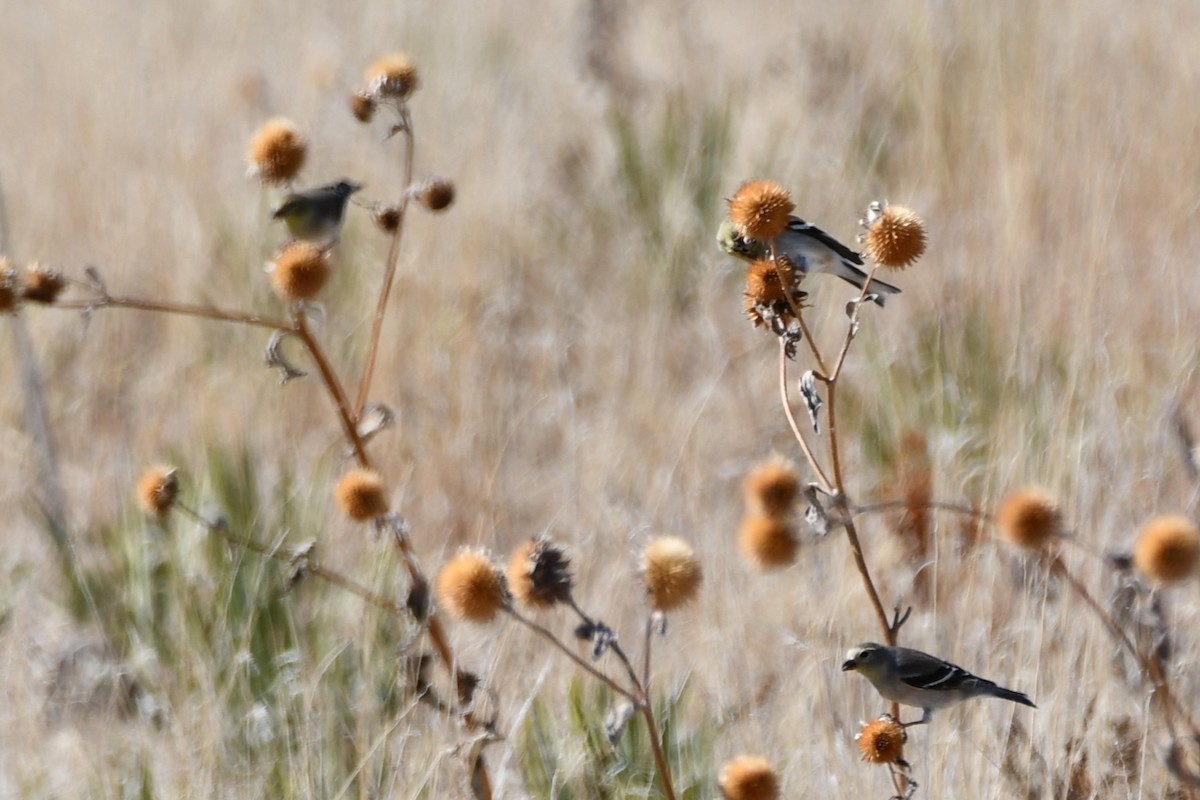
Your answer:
716,218 -> 901,306
842,642 -> 1036,725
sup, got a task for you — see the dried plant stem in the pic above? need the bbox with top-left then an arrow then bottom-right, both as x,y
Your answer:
855,499 -> 990,521
56,294 -> 289,331
505,609 -> 637,702
778,339 -> 832,491
638,703 -> 678,800
1048,556 -> 1198,736
354,105 -> 415,417
176,504 -> 405,615
293,310 -> 370,466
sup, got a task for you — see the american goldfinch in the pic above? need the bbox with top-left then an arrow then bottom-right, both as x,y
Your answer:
842,642 -> 1035,725
274,180 -> 362,242
716,218 -> 901,306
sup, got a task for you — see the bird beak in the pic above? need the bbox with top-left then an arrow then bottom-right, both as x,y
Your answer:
841,659 -> 855,671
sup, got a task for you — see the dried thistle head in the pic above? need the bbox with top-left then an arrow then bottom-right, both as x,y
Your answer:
364,53 -> 420,101
333,469 -> 389,521
506,537 -> 573,609
641,536 -> 701,612
996,487 -> 1063,549
413,177 -> 455,212
373,205 -> 402,233
435,549 -> 507,623
0,260 -> 19,314
862,202 -> 926,269
856,715 -> 906,763
269,241 -> 329,302
737,515 -> 798,570
742,457 -> 799,517
1133,515 -> 1199,584
727,180 -> 794,240
247,118 -> 307,186
22,263 -> 66,304
743,258 -> 805,331
717,755 -> 780,800
136,465 -> 179,518
349,91 -> 376,123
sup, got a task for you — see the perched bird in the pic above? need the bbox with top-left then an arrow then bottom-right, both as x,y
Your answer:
273,180 -> 362,243
716,218 -> 901,306
842,642 -> 1035,725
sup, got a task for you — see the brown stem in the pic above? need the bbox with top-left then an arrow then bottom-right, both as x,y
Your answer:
506,609 -> 637,702
1048,555 -> 1196,735
354,105 -> 415,417
778,339 -> 833,491
177,504 -> 405,615
638,698 -> 678,800
56,295 -> 290,331
855,499 -> 991,522
292,309 -> 371,467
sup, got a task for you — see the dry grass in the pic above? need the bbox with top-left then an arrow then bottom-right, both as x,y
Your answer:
3,1 -> 1200,797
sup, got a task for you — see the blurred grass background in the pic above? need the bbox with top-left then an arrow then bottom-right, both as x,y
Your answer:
2,0 -> 1199,797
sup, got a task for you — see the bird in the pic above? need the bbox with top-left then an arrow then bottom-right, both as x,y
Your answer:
273,180 -> 362,243
842,642 -> 1035,726
716,218 -> 901,306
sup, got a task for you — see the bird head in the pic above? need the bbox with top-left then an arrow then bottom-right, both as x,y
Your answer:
842,642 -> 887,674
332,180 -> 363,199
715,220 -> 765,261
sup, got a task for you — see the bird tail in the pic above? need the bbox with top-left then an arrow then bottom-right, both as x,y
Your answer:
989,684 -> 1037,708
835,263 -> 903,306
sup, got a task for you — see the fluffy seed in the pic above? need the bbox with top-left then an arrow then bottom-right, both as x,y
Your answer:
641,536 -> 701,612
738,516 -> 798,569
270,241 -> 329,302
727,181 -> 794,240
22,263 -> 66,304
718,755 -> 779,800
863,204 -> 926,269
333,469 -> 389,521
247,118 -> 307,186
349,91 -> 376,123
414,177 -> 455,212
996,488 -> 1063,549
1133,515 -> 1199,583
742,458 -> 799,517
856,716 -> 906,764
364,53 -> 420,101
436,550 -> 506,623
136,465 -> 179,518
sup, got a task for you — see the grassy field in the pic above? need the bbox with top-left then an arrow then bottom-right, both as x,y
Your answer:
3,1 -> 1200,797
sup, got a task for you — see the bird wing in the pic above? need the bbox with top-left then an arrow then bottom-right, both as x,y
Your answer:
786,218 -> 864,265
896,652 -> 977,691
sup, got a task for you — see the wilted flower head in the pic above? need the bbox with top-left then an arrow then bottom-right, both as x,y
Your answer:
718,755 -> 779,800
995,487 -> 1063,549
862,202 -> 926,269
1133,515 -> 1199,584
506,537 -> 574,609
413,177 -> 456,212
0,266 -> 18,314
738,516 -> 798,569
333,469 -> 389,521
247,118 -> 307,186
136,465 -> 179,518
856,715 -> 906,763
742,457 -> 799,517
349,91 -> 376,123
743,258 -> 806,331
364,53 -> 420,101
22,263 -> 66,304
373,205 -> 402,232
727,180 -> 794,240
436,549 -> 507,623
641,536 -> 701,612
270,241 -> 329,302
